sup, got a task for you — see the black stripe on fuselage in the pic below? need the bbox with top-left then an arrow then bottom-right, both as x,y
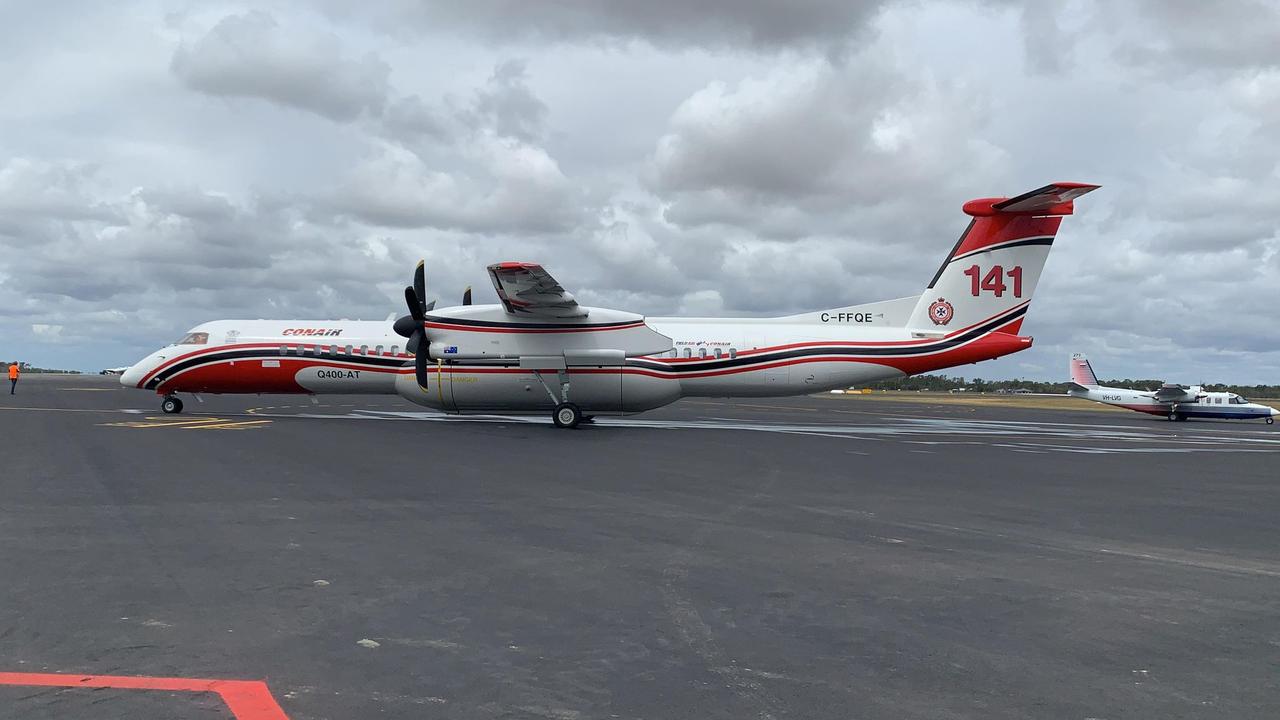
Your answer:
145,349 -> 408,389
926,219 -> 975,290
626,306 -> 1027,374
423,316 -> 641,330
949,236 -> 1054,263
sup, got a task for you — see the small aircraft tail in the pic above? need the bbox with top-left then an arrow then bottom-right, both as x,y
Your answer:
1068,352 -> 1099,391
906,183 -> 1099,335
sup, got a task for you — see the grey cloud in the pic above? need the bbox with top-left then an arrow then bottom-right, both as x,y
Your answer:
469,60 -> 549,143
319,0 -> 888,51
171,10 -> 391,122
648,56 -> 1005,240
322,140 -> 583,234
1113,0 -> 1280,71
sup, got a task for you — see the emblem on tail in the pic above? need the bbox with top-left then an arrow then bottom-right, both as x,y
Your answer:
928,298 -> 954,325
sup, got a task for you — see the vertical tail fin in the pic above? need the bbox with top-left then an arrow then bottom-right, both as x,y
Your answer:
906,183 -> 1099,334
1069,352 -> 1099,388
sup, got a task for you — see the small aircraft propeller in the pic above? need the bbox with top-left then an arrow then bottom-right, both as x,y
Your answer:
393,260 -> 433,388
463,286 -> 472,306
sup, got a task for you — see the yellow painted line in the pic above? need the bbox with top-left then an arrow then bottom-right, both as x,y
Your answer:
734,403 -> 819,412
100,417 -> 228,428
183,420 -> 272,431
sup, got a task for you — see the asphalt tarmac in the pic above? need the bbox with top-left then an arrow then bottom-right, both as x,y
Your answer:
3,374 -> 1279,719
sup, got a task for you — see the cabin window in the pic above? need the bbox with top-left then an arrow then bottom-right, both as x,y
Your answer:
312,345 -> 322,357
360,345 -> 368,355
682,348 -> 692,359
729,348 -> 737,359
344,345 -> 353,355
390,345 -> 399,356
375,345 -> 384,355
279,346 -> 287,355
713,348 -> 722,359
698,347 -> 707,359
1215,397 -> 1223,404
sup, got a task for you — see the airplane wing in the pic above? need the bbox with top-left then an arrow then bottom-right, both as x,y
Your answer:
487,262 -> 589,319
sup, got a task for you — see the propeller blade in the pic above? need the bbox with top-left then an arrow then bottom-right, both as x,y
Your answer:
403,286 -> 424,323
424,299 -> 437,312
462,286 -> 472,306
413,260 -> 426,315
406,332 -> 420,355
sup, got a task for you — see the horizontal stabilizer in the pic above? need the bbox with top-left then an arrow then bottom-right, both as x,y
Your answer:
964,182 -> 1100,217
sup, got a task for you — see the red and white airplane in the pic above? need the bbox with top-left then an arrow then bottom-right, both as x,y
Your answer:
122,182 -> 1097,426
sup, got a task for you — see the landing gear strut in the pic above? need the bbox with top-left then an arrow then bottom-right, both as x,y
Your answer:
161,395 -> 184,414
531,369 -> 583,429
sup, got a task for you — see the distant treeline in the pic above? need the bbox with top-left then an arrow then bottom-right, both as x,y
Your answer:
866,374 -> 1280,397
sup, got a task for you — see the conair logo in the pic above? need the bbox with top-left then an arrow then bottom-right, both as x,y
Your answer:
282,328 -> 343,337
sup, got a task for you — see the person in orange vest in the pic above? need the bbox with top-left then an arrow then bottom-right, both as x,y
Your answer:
8,361 -> 18,394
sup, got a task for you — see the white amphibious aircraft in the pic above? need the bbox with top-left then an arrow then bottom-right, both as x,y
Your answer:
1067,353 -> 1277,424
123,182 -> 1096,426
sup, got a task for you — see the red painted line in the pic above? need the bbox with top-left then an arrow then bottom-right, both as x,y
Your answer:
0,672 -> 289,720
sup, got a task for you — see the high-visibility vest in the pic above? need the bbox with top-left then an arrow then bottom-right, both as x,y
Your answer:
7,365 -> 17,379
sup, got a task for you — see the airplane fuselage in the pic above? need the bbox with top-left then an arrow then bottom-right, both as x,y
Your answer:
123,301 -> 1033,415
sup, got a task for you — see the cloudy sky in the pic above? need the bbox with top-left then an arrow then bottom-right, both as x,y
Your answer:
2,1 -> 1278,383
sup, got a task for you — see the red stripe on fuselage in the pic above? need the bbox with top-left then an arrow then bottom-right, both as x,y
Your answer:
141,343 -> 409,387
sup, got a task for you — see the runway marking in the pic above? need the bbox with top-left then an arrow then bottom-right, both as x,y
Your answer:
99,416 -> 272,431
0,672 -> 289,719
100,416 -> 227,428
184,419 -> 273,431
236,408 -> 1280,454
59,387 -> 117,391
0,406 -> 136,413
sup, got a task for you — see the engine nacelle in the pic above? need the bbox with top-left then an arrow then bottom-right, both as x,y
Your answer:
394,361 -> 681,415
1156,383 -> 1204,403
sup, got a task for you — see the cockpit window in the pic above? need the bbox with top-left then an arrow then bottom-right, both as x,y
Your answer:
1231,394 -> 1248,404
178,332 -> 209,345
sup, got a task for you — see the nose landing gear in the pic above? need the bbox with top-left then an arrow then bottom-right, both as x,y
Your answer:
161,395 -> 184,414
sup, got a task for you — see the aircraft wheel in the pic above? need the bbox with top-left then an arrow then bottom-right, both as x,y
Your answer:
1167,411 -> 1178,422
553,402 -> 582,429
161,396 -> 183,414
1267,417 -> 1275,425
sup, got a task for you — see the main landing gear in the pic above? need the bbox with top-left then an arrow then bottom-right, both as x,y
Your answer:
554,402 -> 583,429
531,369 -> 583,429
161,395 -> 184,414
1167,411 -> 1185,422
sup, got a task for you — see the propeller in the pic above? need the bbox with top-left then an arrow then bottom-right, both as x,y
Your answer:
463,286 -> 472,306
393,260 -> 433,388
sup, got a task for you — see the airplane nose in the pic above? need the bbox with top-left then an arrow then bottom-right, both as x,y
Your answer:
119,363 -> 143,388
